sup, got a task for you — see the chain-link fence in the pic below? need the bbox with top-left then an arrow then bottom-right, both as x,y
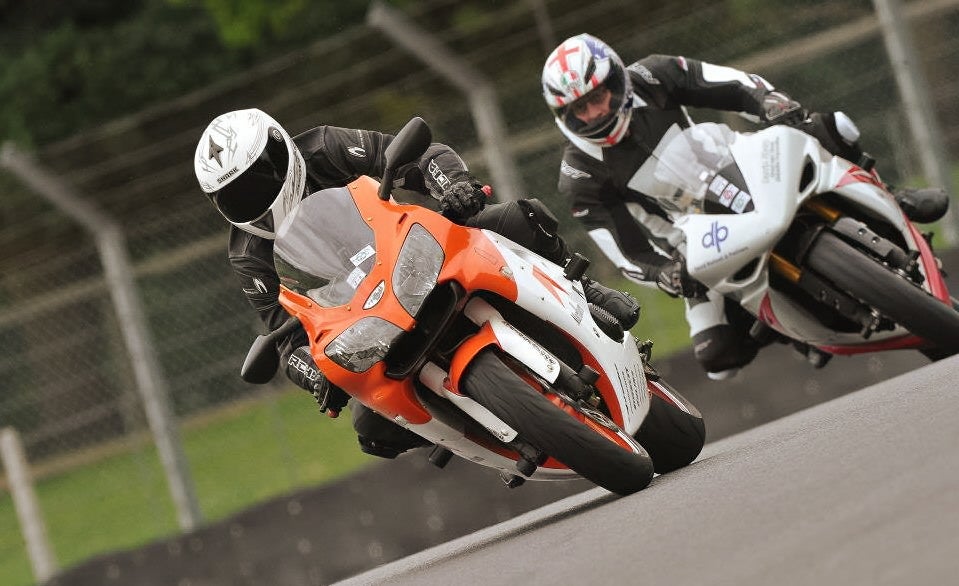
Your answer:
1,0 -> 958,580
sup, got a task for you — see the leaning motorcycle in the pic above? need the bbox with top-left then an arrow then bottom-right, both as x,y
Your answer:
241,117 -> 705,496
630,122 -> 959,364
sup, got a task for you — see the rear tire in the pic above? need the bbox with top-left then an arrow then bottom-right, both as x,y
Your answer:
462,349 -> 655,495
635,378 -> 705,474
805,231 -> 959,356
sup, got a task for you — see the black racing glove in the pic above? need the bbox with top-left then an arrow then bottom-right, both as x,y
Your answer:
439,179 -> 490,221
761,91 -> 806,127
656,259 -> 708,299
287,346 -> 349,418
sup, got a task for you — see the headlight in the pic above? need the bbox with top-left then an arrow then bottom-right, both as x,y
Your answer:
325,317 -> 404,373
392,223 -> 444,317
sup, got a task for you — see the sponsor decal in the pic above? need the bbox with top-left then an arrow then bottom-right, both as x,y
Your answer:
731,192 -> 752,213
719,184 -> 739,207
364,281 -> 385,310
505,321 -> 558,371
561,159 -> 592,180
702,221 -> 729,253
708,175 -> 729,196
347,267 -> 367,289
347,146 -> 367,158
288,352 -> 320,382
427,159 -> 452,191
761,137 -> 781,183
613,362 -> 645,417
350,245 -> 375,266
216,166 -> 240,184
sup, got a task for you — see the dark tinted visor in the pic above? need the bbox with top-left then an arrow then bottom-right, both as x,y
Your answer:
211,129 -> 290,223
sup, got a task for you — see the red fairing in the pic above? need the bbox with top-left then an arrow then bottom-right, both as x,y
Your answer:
835,166 -> 884,189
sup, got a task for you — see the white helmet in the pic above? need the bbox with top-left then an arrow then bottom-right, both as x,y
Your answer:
542,34 -> 633,147
194,108 -> 305,239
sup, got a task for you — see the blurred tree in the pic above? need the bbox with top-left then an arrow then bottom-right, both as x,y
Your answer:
0,0 -> 372,148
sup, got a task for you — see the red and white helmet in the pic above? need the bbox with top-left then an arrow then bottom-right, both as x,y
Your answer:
542,34 -> 633,147
194,108 -> 306,239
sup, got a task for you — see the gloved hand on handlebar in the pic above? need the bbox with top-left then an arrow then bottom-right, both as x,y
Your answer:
439,178 -> 490,221
761,91 -> 806,127
287,346 -> 350,417
656,259 -> 708,299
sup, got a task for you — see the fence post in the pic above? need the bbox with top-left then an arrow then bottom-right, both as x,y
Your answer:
0,144 -> 203,532
1,427 -> 58,583
872,0 -> 958,246
366,1 -> 524,202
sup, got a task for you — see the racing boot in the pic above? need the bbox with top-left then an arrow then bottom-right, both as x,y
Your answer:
892,187 -> 949,224
582,277 -> 640,330
353,404 -> 431,459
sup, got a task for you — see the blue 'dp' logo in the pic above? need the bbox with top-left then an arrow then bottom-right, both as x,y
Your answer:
702,221 -> 729,253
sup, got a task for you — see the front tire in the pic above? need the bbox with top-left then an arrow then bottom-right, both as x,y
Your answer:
805,231 -> 959,355
461,349 -> 655,495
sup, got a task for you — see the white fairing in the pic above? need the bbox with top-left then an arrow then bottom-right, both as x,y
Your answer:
474,231 -> 650,433
633,123 -> 934,347
401,232 -> 651,481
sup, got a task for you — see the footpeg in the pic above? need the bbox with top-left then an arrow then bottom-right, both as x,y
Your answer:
500,471 -> 526,488
428,446 -> 453,468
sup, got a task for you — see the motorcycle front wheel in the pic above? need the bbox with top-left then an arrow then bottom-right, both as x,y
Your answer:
462,349 -> 655,496
805,231 -> 959,356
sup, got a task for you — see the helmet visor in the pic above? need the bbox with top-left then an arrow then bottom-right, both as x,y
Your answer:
560,81 -> 627,140
211,129 -> 290,223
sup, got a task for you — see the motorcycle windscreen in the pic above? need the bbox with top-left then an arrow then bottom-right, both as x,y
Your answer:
629,122 -> 752,216
273,187 -> 376,307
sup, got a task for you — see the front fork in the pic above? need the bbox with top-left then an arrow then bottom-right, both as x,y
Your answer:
767,198 -> 916,337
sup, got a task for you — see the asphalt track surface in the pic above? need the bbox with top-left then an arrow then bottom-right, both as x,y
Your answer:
339,355 -> 959,586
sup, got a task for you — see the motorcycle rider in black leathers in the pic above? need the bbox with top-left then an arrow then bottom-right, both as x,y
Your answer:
541,33 -> 949,379
194,108 -> 639,458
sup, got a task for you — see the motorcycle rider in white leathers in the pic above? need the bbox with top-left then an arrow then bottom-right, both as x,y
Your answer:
541,33 -> 949,379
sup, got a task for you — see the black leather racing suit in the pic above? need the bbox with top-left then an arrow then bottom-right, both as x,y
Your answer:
229,124 -> 568,451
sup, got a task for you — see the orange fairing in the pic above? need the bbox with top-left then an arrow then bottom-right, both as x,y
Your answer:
447,323 -> 500,394
275,176 -> 515,425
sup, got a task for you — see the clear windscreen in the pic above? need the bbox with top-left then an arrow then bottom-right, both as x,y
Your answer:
273,187 -> 376,307
629,123 -> 740,217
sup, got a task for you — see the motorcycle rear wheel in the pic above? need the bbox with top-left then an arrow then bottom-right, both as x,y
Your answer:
462,349 -> 655,495
805,231 -> 959,356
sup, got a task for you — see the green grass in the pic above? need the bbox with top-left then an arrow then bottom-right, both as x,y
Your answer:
621,279 -> 694,359
0,389 -> 374,586
0,290 -> 691,586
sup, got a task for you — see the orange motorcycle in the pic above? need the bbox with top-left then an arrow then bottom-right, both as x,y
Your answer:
242,118 -> 704,495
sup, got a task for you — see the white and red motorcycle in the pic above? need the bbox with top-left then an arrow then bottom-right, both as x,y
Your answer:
631,122 -> 959,363
242,117 -> 705,496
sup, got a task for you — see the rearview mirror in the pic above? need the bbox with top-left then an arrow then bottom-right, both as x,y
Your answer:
240,317 -> 301,384
379,117 -> 432,200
